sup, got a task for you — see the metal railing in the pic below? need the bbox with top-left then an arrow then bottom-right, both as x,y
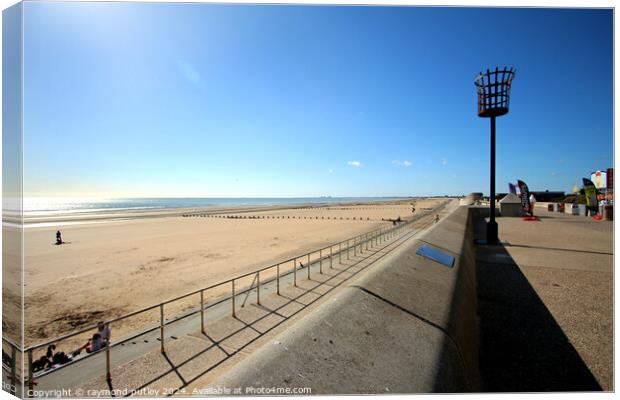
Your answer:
2,336 -> 20,396
4,209 -> 435,396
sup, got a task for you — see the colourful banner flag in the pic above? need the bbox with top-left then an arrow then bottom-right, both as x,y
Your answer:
508,182 -> 517,194
517,180 -> 531,214
583,178 -> 599,209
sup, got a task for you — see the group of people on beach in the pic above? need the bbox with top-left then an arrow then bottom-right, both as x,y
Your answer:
31,322 -> 111,372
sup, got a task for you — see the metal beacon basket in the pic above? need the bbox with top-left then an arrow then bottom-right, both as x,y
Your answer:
474,66 -> 516,118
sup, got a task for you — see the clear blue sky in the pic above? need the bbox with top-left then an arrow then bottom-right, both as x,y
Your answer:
22,3 -> 613,197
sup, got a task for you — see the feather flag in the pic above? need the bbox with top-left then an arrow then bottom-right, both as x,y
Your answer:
508,182 -> 517,195
517,180 -> 531,214
582,178 -> 599,209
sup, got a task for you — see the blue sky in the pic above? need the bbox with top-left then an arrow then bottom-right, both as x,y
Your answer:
22,3 -> 613,197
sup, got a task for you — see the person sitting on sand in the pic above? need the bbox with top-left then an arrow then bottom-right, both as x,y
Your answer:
46,345 -> 56,360
31,355 -> 51,372
97,321 -> 111,342
87,333 -> 105,353
56,230 -> 62,245
46,344 -> 72,366
74,333 -> 106,356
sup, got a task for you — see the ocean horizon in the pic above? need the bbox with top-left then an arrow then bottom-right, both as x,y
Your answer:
20,196 -> 416,216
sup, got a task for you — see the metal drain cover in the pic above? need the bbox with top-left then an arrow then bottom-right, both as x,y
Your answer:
415,245 -> 455,268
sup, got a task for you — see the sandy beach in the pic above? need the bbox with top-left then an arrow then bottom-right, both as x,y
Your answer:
15,198 -> 445,350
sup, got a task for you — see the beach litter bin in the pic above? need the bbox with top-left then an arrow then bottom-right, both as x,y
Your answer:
571,204 -> 579,215
547,204 -> 554,212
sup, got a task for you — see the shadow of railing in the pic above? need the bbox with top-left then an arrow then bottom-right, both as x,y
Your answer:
110,226 -> 425,397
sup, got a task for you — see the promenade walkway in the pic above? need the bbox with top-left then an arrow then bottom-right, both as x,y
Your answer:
475,208 -> 613,391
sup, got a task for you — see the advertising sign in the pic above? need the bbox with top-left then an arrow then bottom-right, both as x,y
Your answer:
591,170 -> 607,190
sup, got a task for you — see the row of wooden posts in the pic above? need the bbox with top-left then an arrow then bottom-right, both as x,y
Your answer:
183,214 -> 373,221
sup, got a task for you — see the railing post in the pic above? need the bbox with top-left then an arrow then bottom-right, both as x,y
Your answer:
307,253 -> 311,279
10,346 -> 16,395
256,272 -> 261,305
319,249 -> 323,274
276,264 -> 280,295
347,240 -> 350,259
354,237 -> 357,256
339,243 -> 342,263
231,280 -> 236,317
105,322 -> 112,384
330,246 -> 333,268
27,349 -> 33,397
200,290 -> 205,334
293,258 -> 297,287
160,304 -> 165,353
366,233 -> 369,250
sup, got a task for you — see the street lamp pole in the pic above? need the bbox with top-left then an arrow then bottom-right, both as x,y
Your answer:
474,66 -> 515,245
488,115 -> 497,243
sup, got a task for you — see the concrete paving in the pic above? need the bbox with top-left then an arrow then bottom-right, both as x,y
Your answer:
475,208 -> 613,391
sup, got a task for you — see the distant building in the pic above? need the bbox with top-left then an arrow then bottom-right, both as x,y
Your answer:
530,191 -> 565,202
493,190 -> 565,202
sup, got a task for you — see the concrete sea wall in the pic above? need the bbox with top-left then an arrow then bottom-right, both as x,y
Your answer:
210,206 -> 481,393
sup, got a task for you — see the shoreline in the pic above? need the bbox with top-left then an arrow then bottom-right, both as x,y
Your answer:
9,197 -> 423,227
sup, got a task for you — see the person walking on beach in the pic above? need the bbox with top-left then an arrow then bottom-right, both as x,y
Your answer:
56,230 -> 63,245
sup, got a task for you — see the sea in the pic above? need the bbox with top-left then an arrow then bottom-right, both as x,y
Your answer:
22,197 -> 413,217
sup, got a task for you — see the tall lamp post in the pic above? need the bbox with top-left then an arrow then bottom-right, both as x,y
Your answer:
474,66 -> 515,245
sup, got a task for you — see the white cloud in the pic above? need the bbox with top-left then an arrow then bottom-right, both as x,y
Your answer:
441,158 -> 448,166
392,160 -> 412,167
347,161 -> 362,168
328,169 -> 334,174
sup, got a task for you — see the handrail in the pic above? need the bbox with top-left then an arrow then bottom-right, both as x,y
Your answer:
2,336 -> 20,350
